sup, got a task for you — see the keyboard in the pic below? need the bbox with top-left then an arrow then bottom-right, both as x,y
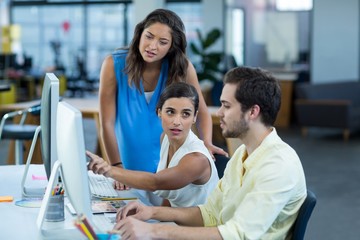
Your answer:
92,214 -> 116,233
88,172 -> 119,199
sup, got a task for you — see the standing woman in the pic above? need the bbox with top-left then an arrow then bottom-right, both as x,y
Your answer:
99,9 -> 227,191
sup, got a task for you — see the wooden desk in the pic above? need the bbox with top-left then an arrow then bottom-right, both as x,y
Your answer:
0,97 -> 106,164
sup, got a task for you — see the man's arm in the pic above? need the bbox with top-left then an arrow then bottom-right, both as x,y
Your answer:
116,201 -> 204,226
115,202 -> 222,240
115,217 -> 223,240
152,205 -> 203,226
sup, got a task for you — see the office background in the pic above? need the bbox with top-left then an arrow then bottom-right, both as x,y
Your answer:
1,0 -> 360,240
1,0 -> 359,85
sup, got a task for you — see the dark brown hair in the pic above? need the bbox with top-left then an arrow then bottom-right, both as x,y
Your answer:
223,66 -> 281,126
156,82 -> 199,113
125,9 -> 188,90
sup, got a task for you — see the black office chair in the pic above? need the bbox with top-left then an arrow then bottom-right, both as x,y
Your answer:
292,189 -> 317,240
214,154 -> 230,179
0,104 -> 40,165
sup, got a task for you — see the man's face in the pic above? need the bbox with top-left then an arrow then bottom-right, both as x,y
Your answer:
217,83 -> 249,139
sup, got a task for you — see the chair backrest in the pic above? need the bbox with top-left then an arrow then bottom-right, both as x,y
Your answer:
292,190 -> 317,240
214,154 -> 230,179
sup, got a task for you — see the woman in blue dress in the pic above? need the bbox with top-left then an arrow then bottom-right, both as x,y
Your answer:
99,9 -> 227,193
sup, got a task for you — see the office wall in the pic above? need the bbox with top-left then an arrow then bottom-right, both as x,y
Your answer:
133,0 -> 164,24
311,0 -> 359,83
132,0 -> 224,53
227,0 -> 310,68
203,0 -> 224,52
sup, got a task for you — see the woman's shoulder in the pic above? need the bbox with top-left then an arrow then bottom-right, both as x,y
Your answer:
112,48 -> 129,58
182,132 -> 212,158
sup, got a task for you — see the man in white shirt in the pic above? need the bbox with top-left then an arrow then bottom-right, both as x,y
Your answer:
112,66 -> 307,240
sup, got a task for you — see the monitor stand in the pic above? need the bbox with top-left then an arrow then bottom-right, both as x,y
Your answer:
36,160 -> 83,238
21,126 -> 46,198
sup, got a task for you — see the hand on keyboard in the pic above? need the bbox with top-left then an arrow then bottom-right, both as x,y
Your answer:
88,172 -> 118,199
113,180 -> 130,191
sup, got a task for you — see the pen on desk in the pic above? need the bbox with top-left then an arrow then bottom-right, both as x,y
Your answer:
74,219 -> 94,240
74,215 -> 97,240
80,214 -> 97,239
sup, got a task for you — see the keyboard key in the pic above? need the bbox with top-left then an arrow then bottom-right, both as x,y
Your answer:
88,172 -> 118,199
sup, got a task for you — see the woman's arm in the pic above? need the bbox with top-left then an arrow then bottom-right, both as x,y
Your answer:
99,55 -> 122,166
185,61 -> 228,157
87,151 -> 211,192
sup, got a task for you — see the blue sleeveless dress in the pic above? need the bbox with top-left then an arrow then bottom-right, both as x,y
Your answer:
112,49 -> 168,173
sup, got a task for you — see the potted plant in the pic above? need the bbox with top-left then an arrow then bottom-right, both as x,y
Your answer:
190,28 -> 224,105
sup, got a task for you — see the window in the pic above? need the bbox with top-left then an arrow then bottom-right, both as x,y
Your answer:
166,2 -> 202,61
12,5 -> 84,74
11,1 -> 130,82
276,0 -> 313,11
225,7 -> 245,66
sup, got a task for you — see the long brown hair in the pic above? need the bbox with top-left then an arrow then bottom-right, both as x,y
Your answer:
125,9 -> 189,90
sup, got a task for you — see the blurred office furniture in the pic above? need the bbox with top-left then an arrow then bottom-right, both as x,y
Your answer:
0,83 -> 11,92
214,154 -> 230,179
0,81 -> 16,106
0,104 -> 40,165
0,98 -> 103,164
271,71 -> 298,128
0,53 -> 17,79
225,138 -> 242,157
292,190 -> 317,240
295,81 -> 360,140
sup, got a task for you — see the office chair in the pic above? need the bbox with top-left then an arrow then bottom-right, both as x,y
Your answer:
292,189 -> 317,240
214,154 -> 230,178
0,104 -> 40,165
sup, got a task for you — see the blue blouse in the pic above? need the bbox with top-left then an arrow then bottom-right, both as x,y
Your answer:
112,49 -> 168,173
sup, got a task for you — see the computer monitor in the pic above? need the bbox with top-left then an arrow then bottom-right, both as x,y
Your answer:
40,73 -> 60,179
21,73 -> 59,197
56,101 -> 92,218
37,101 -> 92,234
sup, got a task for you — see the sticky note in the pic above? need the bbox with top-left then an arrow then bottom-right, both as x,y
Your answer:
32,174 -> 47,180
0,196 -> 14,202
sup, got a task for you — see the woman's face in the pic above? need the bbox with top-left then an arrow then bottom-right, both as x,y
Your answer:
139,22 -> 172,64
158,97 -> 197,143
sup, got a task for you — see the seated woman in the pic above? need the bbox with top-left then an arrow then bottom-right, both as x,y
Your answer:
87,82 -> 219,207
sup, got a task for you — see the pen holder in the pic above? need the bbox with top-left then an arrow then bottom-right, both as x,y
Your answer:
45,194 -> 65,222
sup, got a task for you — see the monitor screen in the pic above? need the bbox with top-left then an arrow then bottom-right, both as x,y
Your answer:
56,101 -> 92,219
40,73 -> 59,180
